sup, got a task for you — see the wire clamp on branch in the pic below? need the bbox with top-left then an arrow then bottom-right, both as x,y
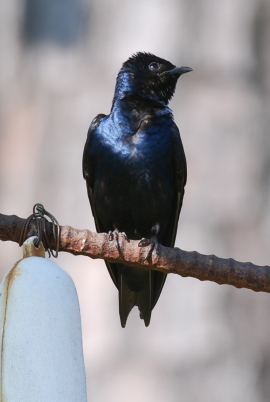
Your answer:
19,203 -> 60,257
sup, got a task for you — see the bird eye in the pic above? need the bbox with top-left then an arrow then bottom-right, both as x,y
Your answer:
149,62 -> 160,71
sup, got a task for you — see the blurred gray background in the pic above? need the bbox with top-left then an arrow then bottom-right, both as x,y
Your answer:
1,0 -> 270,401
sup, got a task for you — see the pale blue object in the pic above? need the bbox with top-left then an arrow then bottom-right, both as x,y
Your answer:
0,237 -> 87,401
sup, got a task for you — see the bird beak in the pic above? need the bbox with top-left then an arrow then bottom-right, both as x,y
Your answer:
160,66 -> 193,77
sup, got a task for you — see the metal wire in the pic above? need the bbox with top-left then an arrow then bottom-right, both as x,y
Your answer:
19,203 -> 60,258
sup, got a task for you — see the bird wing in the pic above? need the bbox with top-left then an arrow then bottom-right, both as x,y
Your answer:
165,122 -> 187,248
83,113 -> 119,288
151,122 -> 187,307
83,114 -> 105,232
83,113 -> 106,186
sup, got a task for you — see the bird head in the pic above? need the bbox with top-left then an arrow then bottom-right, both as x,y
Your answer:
113,52 -> 192,105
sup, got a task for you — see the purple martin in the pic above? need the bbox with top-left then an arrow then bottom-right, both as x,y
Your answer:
83,52 -> 192,327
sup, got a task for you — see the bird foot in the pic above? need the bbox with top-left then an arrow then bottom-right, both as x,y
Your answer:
138,236 -> 159,262
108,229 -> 128,242
108,229 -> 129,254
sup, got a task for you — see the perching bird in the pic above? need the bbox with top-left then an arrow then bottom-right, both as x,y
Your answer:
83,52 -> 192,327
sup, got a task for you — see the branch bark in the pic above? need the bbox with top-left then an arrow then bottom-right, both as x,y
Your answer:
1,213 -> 270,293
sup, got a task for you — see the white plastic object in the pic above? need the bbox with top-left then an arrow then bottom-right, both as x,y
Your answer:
0,236 -> 87,401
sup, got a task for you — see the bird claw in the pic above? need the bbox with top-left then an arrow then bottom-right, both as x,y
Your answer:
108,229 -> 118,241
121,232 -> 128,241
138,236 -> 159,262
138,238 -> 150,247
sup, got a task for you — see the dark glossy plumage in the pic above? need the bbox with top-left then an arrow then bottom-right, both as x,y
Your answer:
83,52 -> 191,327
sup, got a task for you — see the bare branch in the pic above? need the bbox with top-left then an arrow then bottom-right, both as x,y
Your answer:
1,213 -> 270,293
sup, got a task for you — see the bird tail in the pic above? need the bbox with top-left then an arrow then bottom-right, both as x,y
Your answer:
119,272 -> 136,328
119,268 -> 153,327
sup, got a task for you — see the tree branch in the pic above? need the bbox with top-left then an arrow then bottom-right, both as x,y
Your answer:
1,213 -> 270,293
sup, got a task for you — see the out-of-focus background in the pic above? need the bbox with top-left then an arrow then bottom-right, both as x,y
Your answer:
1,0 -> 270,400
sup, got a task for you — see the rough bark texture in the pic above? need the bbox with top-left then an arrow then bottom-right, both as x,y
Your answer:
1,213 -> 269,293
